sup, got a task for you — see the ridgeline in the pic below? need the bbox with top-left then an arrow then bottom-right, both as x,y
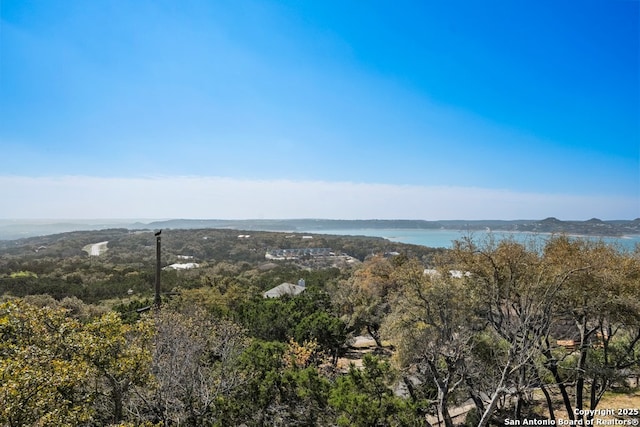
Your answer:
1,217 -> 639,240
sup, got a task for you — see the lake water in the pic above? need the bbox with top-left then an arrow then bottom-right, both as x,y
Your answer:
291,228 -> 640,251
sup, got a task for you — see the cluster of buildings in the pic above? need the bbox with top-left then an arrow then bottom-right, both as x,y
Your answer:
265,247 -> 335,260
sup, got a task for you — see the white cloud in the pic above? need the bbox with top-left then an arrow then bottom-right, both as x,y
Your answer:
0,175 -> 637,220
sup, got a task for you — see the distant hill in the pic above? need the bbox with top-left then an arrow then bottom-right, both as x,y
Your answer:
141,218 -> 640,237
1,217 -> 639,240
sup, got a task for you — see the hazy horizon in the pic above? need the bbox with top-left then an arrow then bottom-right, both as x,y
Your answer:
1,175 -> 638,221
1,216 -> 638,224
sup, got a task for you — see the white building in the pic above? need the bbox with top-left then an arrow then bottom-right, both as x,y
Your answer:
263,282 -> 306,298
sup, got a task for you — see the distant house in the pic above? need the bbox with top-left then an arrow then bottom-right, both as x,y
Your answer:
164,262 -> 200,270
424,269 -> 471,278
263,282 -> 306,298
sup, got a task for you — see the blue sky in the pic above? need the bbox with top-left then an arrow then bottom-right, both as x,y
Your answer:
1,0 -> 638,219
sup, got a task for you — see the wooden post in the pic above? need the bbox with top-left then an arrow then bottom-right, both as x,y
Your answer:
155,231 -> 162,308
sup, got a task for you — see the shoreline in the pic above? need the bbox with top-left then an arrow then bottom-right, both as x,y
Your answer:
295,227 -> 640,251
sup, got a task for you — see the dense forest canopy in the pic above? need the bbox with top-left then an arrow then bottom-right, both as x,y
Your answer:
0,228 -> 639,426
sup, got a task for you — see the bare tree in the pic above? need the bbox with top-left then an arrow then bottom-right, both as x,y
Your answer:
450,235 -> 575,426
384,259 -> 479,427
133,308 -> 248,426
538,237 -> 640,424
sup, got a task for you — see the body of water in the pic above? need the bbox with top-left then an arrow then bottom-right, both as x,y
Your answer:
293,228 -> 640,251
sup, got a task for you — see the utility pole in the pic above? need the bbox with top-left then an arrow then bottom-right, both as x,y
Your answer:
154,230 -> 162,308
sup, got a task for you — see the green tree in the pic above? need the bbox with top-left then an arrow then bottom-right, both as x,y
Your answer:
238,287 -> 346,359
332,256 -> 397,347
218,338 -> 335,426
0,300 -> 94,426
329,354 -> 421,426
81,311 -> 153,424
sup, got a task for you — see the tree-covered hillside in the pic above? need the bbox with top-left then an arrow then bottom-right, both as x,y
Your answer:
0,228 -> 440,303
1,229 -> 639,426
